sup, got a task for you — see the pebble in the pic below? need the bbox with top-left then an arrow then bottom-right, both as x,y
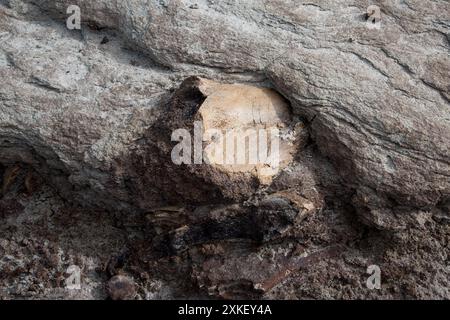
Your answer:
106,275 -> 136,300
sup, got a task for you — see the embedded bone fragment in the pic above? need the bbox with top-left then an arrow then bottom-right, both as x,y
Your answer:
194,78 -> 301,184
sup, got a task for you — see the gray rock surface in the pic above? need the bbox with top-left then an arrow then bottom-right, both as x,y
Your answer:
0,0 -> 449,299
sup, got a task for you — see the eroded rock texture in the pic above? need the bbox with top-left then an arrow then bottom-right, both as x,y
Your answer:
0,0 -> 449,299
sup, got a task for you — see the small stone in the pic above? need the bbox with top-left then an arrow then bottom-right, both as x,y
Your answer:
106,275 -> 136,300
100,36 -> 109,45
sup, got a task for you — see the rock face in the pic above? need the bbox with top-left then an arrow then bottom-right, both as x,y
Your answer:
0,0 -> 449,299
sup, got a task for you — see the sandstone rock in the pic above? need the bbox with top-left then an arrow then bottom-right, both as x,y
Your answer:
1,0 -> 448,222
